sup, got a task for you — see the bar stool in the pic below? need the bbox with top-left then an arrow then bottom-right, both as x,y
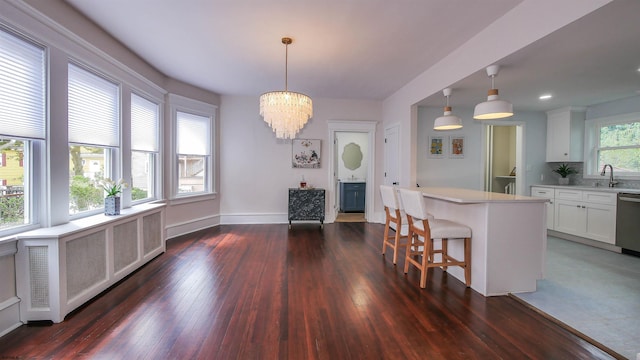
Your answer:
398,188 -> 471,288
379,185 -> 410,264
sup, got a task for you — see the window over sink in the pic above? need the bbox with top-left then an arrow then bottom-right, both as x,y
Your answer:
584,112 -> 640,179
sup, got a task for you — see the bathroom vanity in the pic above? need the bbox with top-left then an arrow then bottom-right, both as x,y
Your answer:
339,181 -> 365,212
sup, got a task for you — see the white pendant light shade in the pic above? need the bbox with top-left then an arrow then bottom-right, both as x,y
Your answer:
260,37 -> 313,139
434,88 -> 462,130
473,65 -> 513,120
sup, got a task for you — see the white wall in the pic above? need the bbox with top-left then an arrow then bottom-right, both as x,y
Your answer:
336,132 -> 369,181
417,106 -> 547,193
586,95 -> 640,120
5,0 -> 221,237
219,95 -> 381,224
381,0 -> 611,200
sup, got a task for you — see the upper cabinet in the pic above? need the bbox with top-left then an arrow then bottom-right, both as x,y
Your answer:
546,107 -> 586,162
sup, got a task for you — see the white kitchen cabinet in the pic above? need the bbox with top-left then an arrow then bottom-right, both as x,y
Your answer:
531,186 -> 554,229
546,107 -> 586,162
553,189 -> 616,244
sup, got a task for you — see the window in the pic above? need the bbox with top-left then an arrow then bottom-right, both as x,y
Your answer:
169,93 -> 215,200
0,27 -> 45,235
176,111 -> 210,194
68,63 -> 120,215
131,93 -> 160,202
585,113 -> 640,178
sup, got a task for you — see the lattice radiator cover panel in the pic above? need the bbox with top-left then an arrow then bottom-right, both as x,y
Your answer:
28,246 -> 49,308
66,231 -> 107,299
143,212 -> 162,255
113,220 -> 138,273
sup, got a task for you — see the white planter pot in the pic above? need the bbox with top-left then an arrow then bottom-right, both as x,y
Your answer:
558,177 -> 569,185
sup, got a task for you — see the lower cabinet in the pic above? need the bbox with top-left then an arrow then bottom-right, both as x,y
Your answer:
339,182 -> 366,212
553,189 -> 616,244
531,187 -> 554,230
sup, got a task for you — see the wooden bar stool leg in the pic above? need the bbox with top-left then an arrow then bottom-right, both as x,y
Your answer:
382,209 -> 390,255
464,237 -> 471,287
404,228 -> 413,274
420,235 -> 431,288
441,238 -> 448,272
392,229 -> 401,264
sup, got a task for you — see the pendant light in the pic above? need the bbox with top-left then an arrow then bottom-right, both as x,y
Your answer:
473,65 -> 513,120
433,88 -> 462,130
259,37 -> 313,139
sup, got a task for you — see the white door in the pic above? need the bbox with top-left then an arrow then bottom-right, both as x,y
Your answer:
384,125 -> 400,186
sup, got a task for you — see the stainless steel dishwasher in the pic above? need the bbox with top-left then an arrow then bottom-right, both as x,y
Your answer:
616,192 -> 640,255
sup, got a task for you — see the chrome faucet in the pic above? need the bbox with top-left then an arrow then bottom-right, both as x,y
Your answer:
600,164 -> 618,187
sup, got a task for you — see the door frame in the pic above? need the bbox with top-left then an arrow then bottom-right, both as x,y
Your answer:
383,123 -> 400,186
481,121 -> 526,195
327,120 -> 377,222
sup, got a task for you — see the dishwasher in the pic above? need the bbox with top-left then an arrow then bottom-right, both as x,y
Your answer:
616,192 -> 640,255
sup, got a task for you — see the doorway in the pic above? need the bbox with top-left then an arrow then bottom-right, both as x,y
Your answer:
483,122 -> 524,195
327,120 -> 377,223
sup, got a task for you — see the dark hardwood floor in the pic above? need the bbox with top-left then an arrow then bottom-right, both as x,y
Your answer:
0,223 -> 617,359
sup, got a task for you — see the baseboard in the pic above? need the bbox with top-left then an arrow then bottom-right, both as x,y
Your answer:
0,297 -> 22,338
219,213 -> 288,225
166,214 -> 220,240
547,230 -> 621,253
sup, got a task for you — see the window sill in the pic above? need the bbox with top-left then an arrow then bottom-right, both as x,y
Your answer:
168,192 -> 217,206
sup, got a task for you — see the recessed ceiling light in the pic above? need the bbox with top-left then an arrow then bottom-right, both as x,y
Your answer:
539,94 -> 552,100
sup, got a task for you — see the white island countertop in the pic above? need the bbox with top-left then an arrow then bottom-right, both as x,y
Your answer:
416,187 -> 549,204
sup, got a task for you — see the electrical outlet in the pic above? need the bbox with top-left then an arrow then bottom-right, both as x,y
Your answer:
540,174 -> 544,181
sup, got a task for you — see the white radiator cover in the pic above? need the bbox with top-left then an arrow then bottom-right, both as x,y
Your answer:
16,203 -> 165,323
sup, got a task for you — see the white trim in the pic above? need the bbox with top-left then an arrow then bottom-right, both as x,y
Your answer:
327,120 -> 377,222
168,94 -> 218,200
165,214 -> 220,240
3,0 -> 166,97
584,112 -> 640,179
220,213 -> 288,225
481,120 -> 527,195
0,297 -> 21,338
0,241 -> 18,257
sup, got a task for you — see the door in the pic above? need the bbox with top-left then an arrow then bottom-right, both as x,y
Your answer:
554,200 -> 585,235
483,123 -> 524,195
384,124 -> 400,186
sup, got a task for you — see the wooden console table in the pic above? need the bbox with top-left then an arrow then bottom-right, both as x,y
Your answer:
288,188 -> 325,229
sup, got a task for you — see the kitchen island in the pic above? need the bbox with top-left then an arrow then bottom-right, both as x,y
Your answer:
415,187 -> 548,296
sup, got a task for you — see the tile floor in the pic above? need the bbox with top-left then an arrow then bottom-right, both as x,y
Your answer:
514,236 -> 640,360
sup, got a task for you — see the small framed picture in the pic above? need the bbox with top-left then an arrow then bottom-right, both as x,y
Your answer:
428,136 -> 445,158
292,139 -> 321,168
450,136 -> 465,158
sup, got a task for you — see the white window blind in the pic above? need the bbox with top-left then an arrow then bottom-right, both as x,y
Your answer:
68,63 -> 119,146
131,93 -> 159,152
177,111 -> 210,155
0,28 -> 45,139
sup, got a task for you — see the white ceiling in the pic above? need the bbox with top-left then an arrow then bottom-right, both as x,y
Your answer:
64,0 -> 640,112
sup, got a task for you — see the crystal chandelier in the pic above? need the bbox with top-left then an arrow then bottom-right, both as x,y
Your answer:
259,37 -> 313,139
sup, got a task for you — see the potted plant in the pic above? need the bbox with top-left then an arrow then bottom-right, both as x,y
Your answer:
553,163 -> 577,185
99,178 -> 128,215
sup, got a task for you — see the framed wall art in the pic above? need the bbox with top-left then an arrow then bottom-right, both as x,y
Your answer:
292,139 -> 321,168
428,136 -> 445,158
450,136 -> 465,158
